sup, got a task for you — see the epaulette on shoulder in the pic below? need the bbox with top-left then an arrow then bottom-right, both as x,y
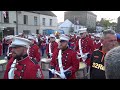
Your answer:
30,57 -> 38,64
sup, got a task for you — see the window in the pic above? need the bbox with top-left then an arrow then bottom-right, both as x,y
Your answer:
23,30 -> 30,35
50,19 -> 52,26
4,11 -> 9,23
23,15 -> 28,24
42,18 -> 45,26
36,29 -> 39,34
34,16 -> 37,26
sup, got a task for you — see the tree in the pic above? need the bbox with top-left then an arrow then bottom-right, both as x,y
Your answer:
100,18 -> 111,29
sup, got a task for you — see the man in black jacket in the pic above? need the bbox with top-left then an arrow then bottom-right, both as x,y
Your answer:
90,30 -> 118,79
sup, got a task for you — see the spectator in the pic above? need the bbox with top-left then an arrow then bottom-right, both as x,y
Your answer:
90,30 -> 118,79
105,46 -> 120,79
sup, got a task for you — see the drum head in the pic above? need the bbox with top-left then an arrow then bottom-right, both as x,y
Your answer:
41,58 -> 51,63
0,60 -> 7,65
50,78 -> 61,79
79,62 -> 87,69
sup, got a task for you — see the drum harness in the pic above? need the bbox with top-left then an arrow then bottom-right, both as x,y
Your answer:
77,39 -> 89,62
5,45 -> 12,60
94,40 -> 101,44
8,59 -> 17,79
49,43 -> 52,58
48,49 -> 72,79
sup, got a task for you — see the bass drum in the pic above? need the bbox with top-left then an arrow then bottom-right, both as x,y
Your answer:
50,78 -> 61,79
76,62 -> 87,79
0,60 -> 7,72
41,58 -> 51,71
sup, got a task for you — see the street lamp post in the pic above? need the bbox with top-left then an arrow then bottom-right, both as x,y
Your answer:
16,11 -> 18,35
0,27 -> 6,55
1,27 -> 5,38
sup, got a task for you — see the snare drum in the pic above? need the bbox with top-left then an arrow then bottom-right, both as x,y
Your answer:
50,78 -> 61,79
76,62 -> 87,79
0,60 -> 7,72
41,58 -> 52,71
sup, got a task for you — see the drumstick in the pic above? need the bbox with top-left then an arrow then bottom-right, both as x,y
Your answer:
48,68 -> 61,76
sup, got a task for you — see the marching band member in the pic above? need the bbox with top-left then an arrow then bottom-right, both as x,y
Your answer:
28,35 -> 41,62
75,29 -> 95,66
4,37 -> 44,79
18,33 -> 25,38
49,34 -> 79,79
0,40 -> 2,56
46,34 -> 58,78
94,34 -> 102,50
75,29 -> 95,78
4,35 -> 14,60
46,34 -> 58,58
40,38 -> 46,57
69,35 -> 76,50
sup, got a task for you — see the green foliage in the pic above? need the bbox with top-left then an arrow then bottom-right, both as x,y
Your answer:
98,18 -> 117,30
100,18 -> 111,28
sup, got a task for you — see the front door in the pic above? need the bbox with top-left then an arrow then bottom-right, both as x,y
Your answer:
36,29 -> 39,34
3,27 -> 14,37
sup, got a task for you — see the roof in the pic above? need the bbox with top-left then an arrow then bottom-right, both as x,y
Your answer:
87,11 -> 97,16
65,11 -> 96,25
59,19 -> 73,28
26,11 -> 57,17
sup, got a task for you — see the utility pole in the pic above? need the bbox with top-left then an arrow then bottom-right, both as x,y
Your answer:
74,16 -> 75,33
16,11 -> 18,35
1,11 -> 2,23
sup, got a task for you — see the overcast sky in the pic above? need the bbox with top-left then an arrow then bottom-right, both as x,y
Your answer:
52,11 -> 120,23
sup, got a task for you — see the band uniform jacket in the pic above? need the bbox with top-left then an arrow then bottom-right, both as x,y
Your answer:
69,38 -> 77,50
94,40 -> 102,50
29,44 -> 41,62
0,42 -> 2,56
4,55 -> 44,79
90,48 -> 106,79
46,41 -> 58,57
50,48 -> 79,79
75,36 -> 95,66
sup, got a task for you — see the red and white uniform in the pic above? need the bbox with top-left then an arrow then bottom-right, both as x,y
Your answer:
4,56 -> 44,79
69,36 -> 77,50
50,48 -> 79,79
0,42 -> 2,56
29,44 -> 41,62
94,40 -> 102,50
46,41 -> 58,57
75,36 -> 95,66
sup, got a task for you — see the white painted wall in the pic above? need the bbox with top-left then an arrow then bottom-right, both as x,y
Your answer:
0,11 -> 58,35
87,13 -> 96,28
17,11 -> 40,34
39,14 -> 58,34
0,11 -> 16,34
58,19 -> 73,34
